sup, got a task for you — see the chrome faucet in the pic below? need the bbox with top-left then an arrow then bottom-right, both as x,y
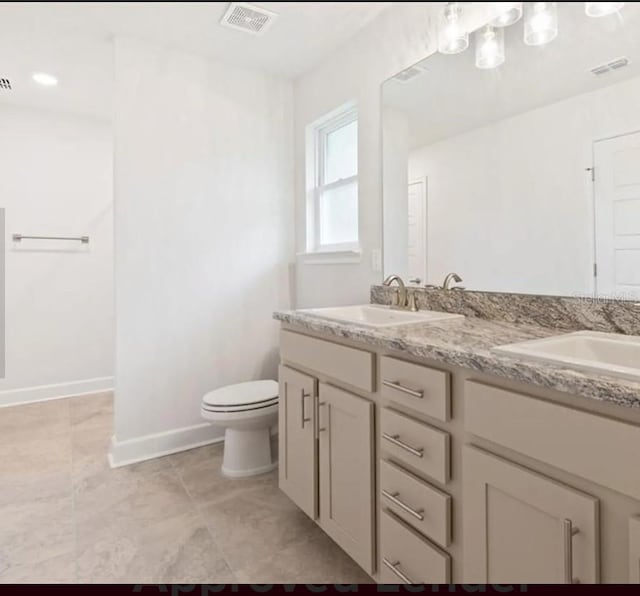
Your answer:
383,274 -> 418,311
442,272 -> 464,290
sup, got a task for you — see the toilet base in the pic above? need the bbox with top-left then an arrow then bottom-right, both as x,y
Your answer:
221,427 -> 277,478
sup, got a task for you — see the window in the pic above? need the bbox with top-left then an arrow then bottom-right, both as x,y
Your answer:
306,105 -> 358,255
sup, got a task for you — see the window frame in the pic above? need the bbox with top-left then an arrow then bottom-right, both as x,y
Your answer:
308,105 -> 359,255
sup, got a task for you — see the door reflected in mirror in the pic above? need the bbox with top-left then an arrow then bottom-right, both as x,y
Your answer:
382,2 -> 640,300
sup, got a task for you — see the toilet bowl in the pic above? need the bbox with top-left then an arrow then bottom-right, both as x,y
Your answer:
201,380 -> 278,478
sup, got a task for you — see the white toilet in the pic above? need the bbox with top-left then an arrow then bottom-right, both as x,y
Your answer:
201,380 -> 279,478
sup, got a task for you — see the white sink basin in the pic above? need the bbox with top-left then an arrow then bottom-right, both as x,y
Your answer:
301,304 -> 464,328
494,331 -> 640,382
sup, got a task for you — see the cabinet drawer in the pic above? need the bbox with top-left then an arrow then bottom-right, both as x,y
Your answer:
280,330 -> 374,392
465,381 -> 640,501
380,407 -> 450,484
380,510 -> 451,584
381,356 -> 450,421
380,459 -> 451,547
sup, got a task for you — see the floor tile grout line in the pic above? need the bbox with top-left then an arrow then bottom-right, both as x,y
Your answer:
175,465 -> 320,580
172,460 -> 240,582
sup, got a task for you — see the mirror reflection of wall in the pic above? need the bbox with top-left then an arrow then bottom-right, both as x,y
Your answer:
382,2 -> 640,299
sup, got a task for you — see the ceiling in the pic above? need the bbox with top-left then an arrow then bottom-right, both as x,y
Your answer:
0,2 -> 390,120
384,2 -> 640,148
0,30 -> 113,121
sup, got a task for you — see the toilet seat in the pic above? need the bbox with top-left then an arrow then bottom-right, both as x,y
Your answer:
202,396 -> 279,414
201,380 -> 278,413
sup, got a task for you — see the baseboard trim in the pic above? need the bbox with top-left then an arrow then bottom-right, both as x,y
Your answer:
0,377 -> 114,408
108,422 -> 224,468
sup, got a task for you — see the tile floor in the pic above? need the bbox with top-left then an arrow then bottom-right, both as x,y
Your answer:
0,393 -> 373,584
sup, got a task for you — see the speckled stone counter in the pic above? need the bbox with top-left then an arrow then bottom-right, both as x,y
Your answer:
273,309 -> 640,411
371,285 -> 640,335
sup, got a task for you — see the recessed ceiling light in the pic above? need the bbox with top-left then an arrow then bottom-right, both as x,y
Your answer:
32,72 -> 58,86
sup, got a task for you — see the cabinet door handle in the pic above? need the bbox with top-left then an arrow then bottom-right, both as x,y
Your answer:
382,433 -> 424,458
382,380 -> 424,399
382,558 -> 414,584
317,401 -> 327,434
381,489 -> 424,521
301,390 -> 311,429
563,518 -> 580,584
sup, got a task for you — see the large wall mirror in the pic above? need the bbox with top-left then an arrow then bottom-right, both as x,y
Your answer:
382,2 -> 640,299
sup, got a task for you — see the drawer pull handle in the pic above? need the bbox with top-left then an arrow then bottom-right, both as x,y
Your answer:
382,433 -> 424,458
563,518 -> 580,584
383,380 -> 424,399
381,489 -> 424,521
382,558 -> 414,584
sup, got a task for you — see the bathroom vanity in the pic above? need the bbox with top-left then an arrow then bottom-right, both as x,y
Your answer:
274,289 -> 640,584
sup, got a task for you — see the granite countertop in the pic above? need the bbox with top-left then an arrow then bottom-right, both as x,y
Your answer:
273,309 -> 640,411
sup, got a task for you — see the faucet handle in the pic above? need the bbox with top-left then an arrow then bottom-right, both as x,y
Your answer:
391,289 -> 401,307
407,289 -> 419,312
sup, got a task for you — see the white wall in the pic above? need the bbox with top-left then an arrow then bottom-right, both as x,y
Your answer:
408,75 -> 640,296
0,104 -> 114,406
382,107 -> 409,277
111,38 -> 293,465
293,3 -> 496,308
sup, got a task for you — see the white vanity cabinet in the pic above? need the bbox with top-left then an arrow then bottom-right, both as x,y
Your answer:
277,325 -> 640,584
378,356 -> 455,584
463,380 -> 640,584
318,383 -> 375,573
278,332 -> 376,575
278,365 -> 318,520
463,446 -> 599,584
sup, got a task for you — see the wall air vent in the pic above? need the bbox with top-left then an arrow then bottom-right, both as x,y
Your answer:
0,78 -> 11,90
590,57 -> 630,76
220,2 -> 278,36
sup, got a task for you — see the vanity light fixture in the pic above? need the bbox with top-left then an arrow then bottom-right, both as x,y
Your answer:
491,2 -> 523,27
475,25 -> 505,69
438,2 -> 469,55
524,2 -> 559,46
585,2 -> 625,17
32,72 -> 58,86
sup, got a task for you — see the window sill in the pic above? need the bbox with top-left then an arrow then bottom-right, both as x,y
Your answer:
297,249 -> 362,265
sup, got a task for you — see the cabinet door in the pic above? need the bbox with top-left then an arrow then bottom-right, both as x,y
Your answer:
631,516 -> 640,583
318,383 -> 375,575
463,446 -> 599,584
278,365 -> 317,519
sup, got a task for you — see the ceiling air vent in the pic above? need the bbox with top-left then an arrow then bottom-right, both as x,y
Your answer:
591,57 -> 630,76
394,65 -> 425,84
220,2 -> 278,36
0,78 -> 11,90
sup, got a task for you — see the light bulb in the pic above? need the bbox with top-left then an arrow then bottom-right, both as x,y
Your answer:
585,2 -> 624,17
491,2 -> 523,27
475,25 -> 505,69
32,72 -> 58,86
438,2 -> 469,55
524,2 -> 558,46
